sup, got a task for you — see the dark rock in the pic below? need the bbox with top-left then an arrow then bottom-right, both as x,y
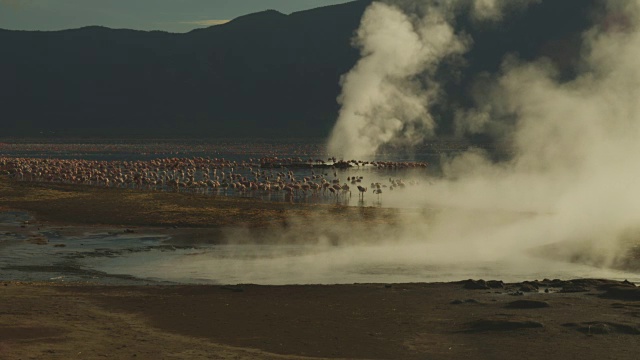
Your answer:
221,286 -> 244,293
486,280 -> 505,289
519,283 -> 538,292
569,322 -> 640,335
451,299 -> 480,305
585,323 -> 612,335
506,300 -> 551,309
602,286 -> 640,301
562,322 -> 578,328
560,285 -> 589,293
597,281 -> 636,291
464,279 -> 490,290
467,319 -> 544,332
571,279 -> 631,289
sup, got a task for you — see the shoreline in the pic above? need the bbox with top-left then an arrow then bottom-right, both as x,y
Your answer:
2,178 -> 640,358
1,176 -> 640,285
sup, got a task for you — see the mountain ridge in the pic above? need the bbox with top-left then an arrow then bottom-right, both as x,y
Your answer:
0,0 -> 595,139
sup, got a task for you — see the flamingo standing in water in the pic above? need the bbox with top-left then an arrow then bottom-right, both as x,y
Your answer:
357,185 -> 367,199
374,188 -> 382,202
341,183 -> 351,198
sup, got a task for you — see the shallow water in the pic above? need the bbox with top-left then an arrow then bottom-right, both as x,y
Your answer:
1,141 -> 637,285
1,209 -> 639,285
0,215 -> 174,284
88,243 -> 640,285
2,225 -> 638,285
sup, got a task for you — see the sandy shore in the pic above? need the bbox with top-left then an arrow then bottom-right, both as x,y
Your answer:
2,177 -> 640,359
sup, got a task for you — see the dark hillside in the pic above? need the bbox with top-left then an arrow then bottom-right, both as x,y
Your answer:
0,0 -> 597,139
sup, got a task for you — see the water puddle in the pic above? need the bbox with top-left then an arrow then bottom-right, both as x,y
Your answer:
1,211 -> 639,285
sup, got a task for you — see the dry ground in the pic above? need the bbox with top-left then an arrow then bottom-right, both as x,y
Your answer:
1,280 -> 640,359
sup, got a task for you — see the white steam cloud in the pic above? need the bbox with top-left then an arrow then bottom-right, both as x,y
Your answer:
327,1 -> 467,159
97,0 -> 640,285
327,0 -> 542,159
323,0 -> 640,274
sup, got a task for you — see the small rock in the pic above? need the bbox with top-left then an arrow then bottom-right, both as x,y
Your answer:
519,282 -> 538,292
586,323 -> 612,335
467,318 -> 543,332
451,299 -> 480,304
506,300 -> 550,309
602,286 -> 640,301
486,280 -> 505,289
560,285 -> 589,293
221,286 -> 244,293
464,279 -> 490,290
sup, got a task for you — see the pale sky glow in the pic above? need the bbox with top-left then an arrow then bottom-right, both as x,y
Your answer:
179,19 -> 231,27
0,0 -> 354,33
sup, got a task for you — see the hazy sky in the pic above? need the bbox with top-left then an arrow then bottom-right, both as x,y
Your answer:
0,0 -> 354,33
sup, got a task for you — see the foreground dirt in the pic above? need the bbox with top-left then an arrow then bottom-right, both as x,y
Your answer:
1,280 -> 640,360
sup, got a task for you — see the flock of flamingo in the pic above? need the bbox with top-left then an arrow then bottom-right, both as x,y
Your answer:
0,155 -> 427,204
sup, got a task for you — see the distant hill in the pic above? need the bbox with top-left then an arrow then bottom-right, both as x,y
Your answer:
0,0 -> 595,139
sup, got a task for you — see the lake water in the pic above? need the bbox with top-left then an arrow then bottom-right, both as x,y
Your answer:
1,140 -> 638,285
1,139 -> 446,207
2,210 -> 639,286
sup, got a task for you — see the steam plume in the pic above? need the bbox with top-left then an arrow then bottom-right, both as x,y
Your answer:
327,0 -> 537,159
326,0 -> 640,271
327,1 -> 466,159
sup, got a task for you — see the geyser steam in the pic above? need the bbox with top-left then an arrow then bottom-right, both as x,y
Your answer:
327,1 -> 467,159
327,0 -> 536,159
102,0 -> 640,285
325,0 -> 640,271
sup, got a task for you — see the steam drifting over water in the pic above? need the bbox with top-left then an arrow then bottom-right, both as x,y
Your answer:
326,0 -> 640,271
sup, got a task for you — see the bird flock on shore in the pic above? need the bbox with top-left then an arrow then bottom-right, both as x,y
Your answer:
0,156 -> 427,204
